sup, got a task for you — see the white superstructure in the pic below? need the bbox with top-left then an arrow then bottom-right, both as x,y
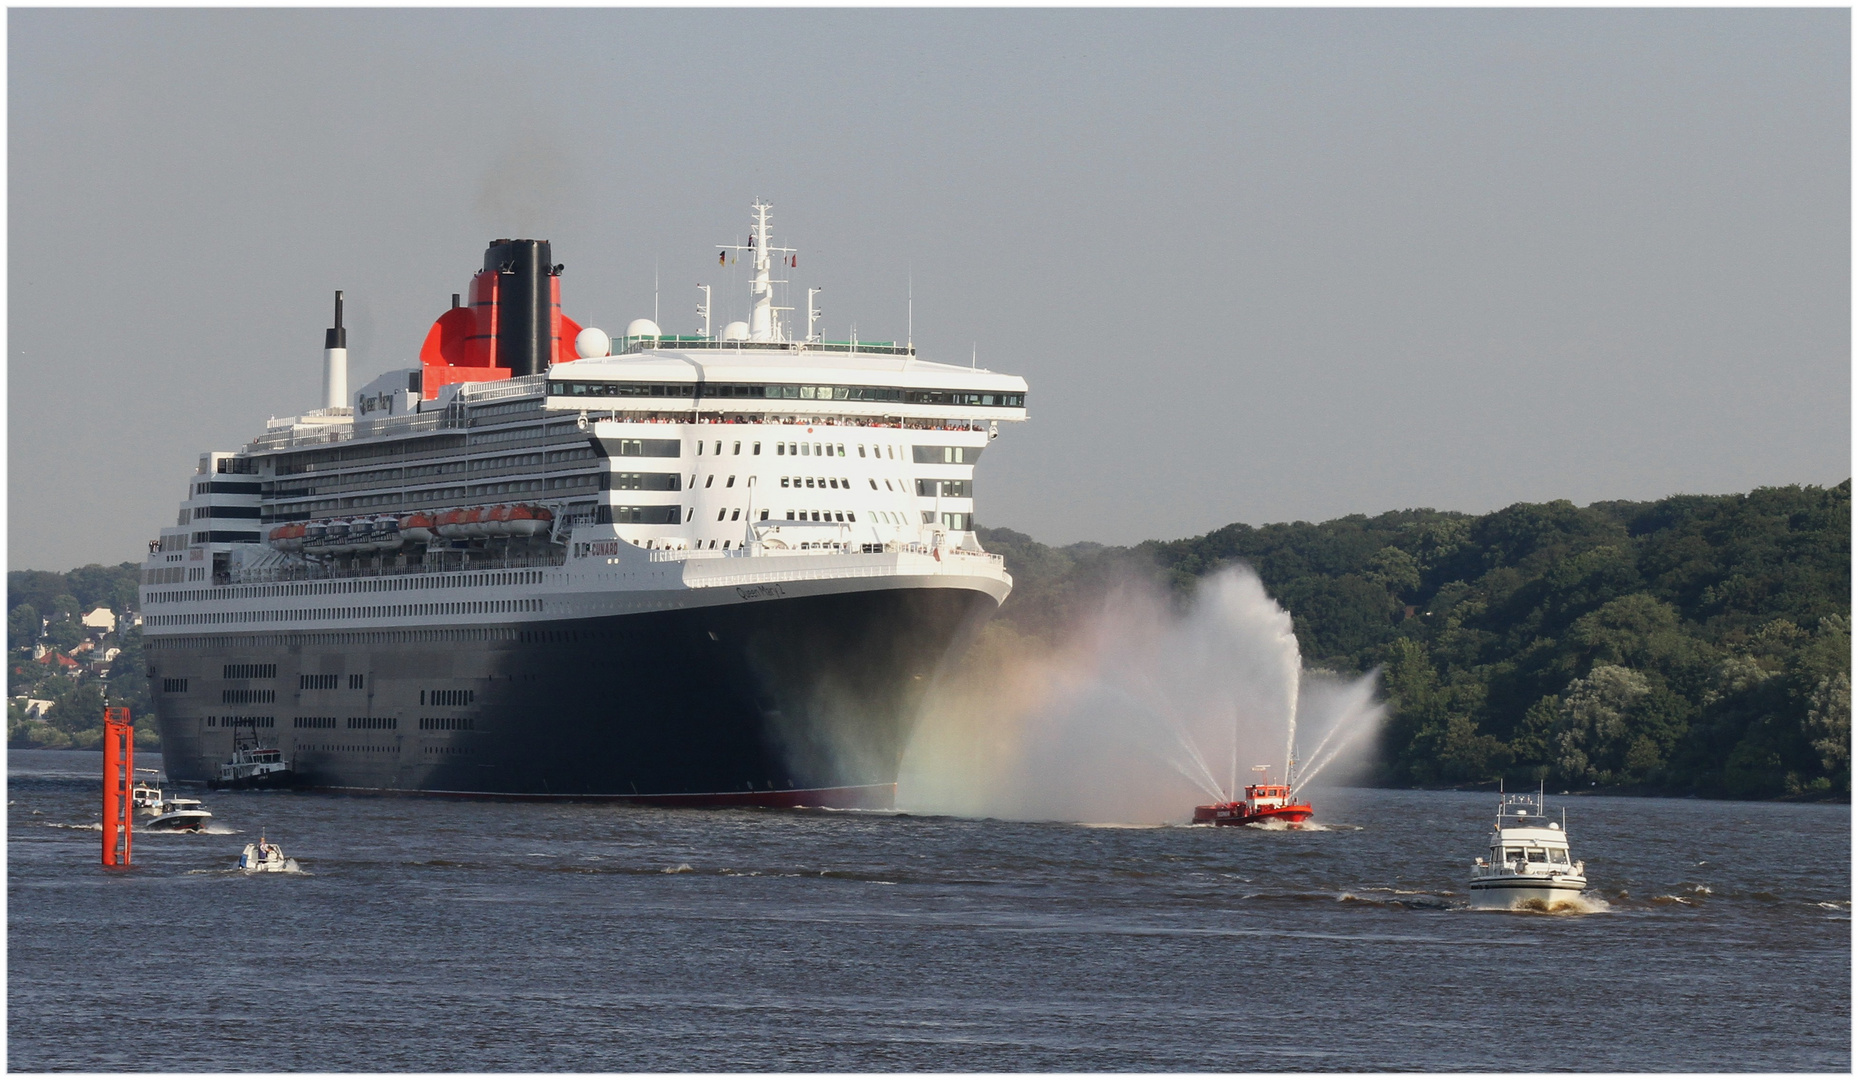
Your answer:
140,204 -> 1027,636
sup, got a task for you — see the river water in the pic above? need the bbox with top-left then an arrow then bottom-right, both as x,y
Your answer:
8,750 -> 1848,1071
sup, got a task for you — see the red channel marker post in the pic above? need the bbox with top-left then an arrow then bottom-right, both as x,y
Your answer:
101,707 -> 134,866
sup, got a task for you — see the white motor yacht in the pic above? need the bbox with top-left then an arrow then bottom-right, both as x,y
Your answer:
131,773 -> 214,832
1469,786 -> 1587,909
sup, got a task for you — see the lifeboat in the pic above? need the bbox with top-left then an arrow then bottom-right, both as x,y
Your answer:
367,516 -> 403,550
302,520 -> 329,548
323,519 -> 356,554
459,506 -> 491,539
435,507 -> 471,539
398,512 -> 436,544
1194,771 -> 1312,827
348,517 -> 381,552
484,504 -> 514,537
267,523 -> 305,551
506,504 -> 552,537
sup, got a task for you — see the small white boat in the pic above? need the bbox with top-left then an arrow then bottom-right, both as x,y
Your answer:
238,836 -> 299,873
1469,785 -> 1588,910
131,773 -> 214,832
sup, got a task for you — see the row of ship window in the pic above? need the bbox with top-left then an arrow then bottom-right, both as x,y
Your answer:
198,716 -> 476,731
549,380 -> 1024,409
267,416 -> 978,479
252,465 -> 965,520
154,570 -> 545,605
144,598 -> 544,627
165,673 -> 473,697
253,442 -> 974,508
595,504 -> 974,529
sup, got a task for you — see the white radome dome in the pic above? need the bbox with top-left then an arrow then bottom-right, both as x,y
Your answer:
721,321 -> 750,341
625,318 -> 662,339
574,326 -> 611,358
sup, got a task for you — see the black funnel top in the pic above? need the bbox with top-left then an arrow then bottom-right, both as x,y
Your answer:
484,239 -> 553,377
324,290 -> 346,350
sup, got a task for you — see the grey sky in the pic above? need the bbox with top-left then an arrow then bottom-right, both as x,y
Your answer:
10,9 -> 1849,571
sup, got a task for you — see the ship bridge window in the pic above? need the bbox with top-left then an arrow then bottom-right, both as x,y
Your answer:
548,381 -> 697,399
913,445 -> 984,465
607,472 -> 681,492
1548,849 -> 1569,865
916,479 -> 972,498
1503,848 -> 1524,861
599,438 -> 682,459
598,505 -> 682,525
1526,849 -> 1548,863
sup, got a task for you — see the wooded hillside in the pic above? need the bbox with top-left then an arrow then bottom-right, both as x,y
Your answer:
978,480 -> 1850,799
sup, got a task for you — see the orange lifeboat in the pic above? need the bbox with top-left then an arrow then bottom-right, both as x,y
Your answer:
484,504 -> 514,537
398,512 -> 436,544
267,523 -> 305,551
435,507 -> 471,539
506,504 -> 552,537
459,506 -> 491,539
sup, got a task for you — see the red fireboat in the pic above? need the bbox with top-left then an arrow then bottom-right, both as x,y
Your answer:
1193,770 -> 1313,827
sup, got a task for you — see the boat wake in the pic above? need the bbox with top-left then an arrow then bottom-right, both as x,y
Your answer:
1240,819 -> 1359,832
1478,893 -> 1611,915
42,821 -> 103,831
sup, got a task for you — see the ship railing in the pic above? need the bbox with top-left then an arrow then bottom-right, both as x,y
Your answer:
456,375 -> 549,403
245,427 -> 356,452
615,336 -> 914,358
643,544 -> 1002,567
562,411 -> 994,433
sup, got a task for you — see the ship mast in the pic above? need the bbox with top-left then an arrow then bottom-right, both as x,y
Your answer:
723,201 -> 796,342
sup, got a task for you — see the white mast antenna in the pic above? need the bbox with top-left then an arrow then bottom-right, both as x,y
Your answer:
720,201 -> 796,342
653,261 -> 660,327
907,272 -> 913,353
697,284 -> 712,339
807,287 -> 822,343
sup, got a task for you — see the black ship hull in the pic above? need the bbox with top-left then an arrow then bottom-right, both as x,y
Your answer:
148,584 -> 996,805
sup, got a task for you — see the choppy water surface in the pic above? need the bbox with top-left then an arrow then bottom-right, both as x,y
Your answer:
8,750 -> 1848,1071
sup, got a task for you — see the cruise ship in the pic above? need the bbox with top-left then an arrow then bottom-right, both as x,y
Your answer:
141,203 -> 1028,805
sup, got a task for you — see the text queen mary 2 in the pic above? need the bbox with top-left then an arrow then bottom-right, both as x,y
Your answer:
141,203 -> 1028,806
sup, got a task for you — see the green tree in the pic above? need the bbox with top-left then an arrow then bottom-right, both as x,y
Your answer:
8,603 -> 40,653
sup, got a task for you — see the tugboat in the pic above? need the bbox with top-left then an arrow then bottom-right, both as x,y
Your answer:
238,835 -> 299,873
131,771 -> 214,832
1468,785 -> 1587,909
1194,765 -> 1314,826
210,735 -> 297,791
